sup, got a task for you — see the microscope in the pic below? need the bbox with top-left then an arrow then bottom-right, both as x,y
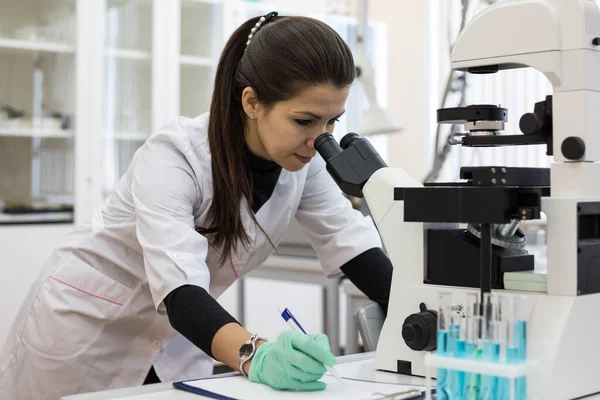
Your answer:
315,0 -> 600,398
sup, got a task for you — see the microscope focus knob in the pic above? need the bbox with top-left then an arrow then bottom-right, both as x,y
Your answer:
561,136 -> 586,160
401,303 -> 437,351
519,113 -> 544,135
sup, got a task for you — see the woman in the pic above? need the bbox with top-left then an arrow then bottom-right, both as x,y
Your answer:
0,12 -> 393,399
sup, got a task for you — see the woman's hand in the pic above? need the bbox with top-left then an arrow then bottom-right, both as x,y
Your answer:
248,331 -> 336,391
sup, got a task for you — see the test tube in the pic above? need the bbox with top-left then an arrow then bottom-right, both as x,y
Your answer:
481,293 -> 501,400
514,296 -> 528,361
515,296 -> 528,400
496,294 -> 513,400
436,291 -> 452,400
463,292 -> 482,400
448,302 -> 466,399
504,295 -> 518,362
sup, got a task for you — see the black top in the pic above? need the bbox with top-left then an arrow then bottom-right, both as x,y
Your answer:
163,149 -> 392,364
244,146 -> 282,212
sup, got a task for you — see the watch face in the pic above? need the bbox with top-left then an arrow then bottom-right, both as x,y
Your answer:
239,342 -> 253,359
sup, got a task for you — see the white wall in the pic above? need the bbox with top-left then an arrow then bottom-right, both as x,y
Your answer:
0,224 -> 74,349
374,0 -> 554,182
369,0 -> 439,181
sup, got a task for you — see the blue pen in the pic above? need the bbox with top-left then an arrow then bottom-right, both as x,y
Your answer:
279,308 -> 345,386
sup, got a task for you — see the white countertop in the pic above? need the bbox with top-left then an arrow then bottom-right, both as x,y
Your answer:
60,350 -> 600,400
61,352 -> 427,400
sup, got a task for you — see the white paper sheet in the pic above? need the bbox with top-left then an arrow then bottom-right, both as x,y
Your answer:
179,374 -> 427,400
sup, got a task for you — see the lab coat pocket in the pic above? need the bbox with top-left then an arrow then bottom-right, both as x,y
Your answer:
22,254 -> 135,360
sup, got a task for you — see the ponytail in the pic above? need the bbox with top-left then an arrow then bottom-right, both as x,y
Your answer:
197,17 -> 263,265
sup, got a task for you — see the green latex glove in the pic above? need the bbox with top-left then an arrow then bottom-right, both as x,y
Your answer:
248,331 -> 336,391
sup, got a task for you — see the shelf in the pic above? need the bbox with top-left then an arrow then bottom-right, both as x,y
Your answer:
0,37 -> 75,54
104,131 -> 149,141
180,55 -> 215,67
0,211 -> 74,224
104,48 -> 151,61
0,128 -> 73,138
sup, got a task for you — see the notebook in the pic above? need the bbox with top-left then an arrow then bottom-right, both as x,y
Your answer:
173,374 -> 428,400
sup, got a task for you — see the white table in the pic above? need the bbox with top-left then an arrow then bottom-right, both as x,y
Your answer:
239,255 -> 343,355
60,351 -> 600,400
61,352 -> 427,400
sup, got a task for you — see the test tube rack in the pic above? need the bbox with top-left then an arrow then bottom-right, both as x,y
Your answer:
423,352 -> 540,400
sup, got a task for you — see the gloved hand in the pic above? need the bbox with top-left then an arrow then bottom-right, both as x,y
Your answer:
248,330 -> 336,391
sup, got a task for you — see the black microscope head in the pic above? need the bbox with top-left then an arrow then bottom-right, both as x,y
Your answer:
314,132 -> 387,198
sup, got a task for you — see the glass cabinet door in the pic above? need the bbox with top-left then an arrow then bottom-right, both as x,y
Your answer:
0,0 -> 76,223
103,0 -> 153,197
179,0 -> 224,118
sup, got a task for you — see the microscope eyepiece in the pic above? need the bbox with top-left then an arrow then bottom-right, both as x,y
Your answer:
340,132 -> 360,150
314,133 -> 343,162
315,131 -> 387,198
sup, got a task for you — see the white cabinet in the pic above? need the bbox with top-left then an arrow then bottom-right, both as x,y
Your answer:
0,0 -> 76,223
0,0 -> 228,224
101,0 -> 227,198
0,0 -> 387,225
179,0 -> 224,118
102,0 -> 153,196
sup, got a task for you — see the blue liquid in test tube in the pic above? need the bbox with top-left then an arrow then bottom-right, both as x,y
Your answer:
436,292 -> 452,400
514,297 -> 528,400
462,292 -> 480,400
481,340 -> 500,400
449,323 -> 465,399
480,293 -> 500,400
506,346 -> 519,362
496,295 -> 528,400
437,330 -> 449,400
502,320 -> 528,399
496,294 -> 511,400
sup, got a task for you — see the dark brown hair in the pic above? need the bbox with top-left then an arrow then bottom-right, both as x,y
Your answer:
198,14 -> 356,264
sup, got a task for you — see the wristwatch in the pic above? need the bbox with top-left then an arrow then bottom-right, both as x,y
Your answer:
238,333 -> 268,376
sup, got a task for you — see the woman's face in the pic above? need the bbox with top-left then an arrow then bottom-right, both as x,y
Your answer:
244,84 -> 349,172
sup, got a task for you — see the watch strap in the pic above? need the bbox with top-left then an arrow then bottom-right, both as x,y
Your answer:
238,333 -> 268,376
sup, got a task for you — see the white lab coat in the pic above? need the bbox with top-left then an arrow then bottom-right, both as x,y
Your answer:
0,113 -> 382,399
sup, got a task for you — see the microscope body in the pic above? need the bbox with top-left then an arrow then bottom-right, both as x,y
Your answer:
380,2 -> 600,398
317,1 -> 600,399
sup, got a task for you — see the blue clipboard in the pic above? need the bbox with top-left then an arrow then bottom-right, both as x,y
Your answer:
173,375 -> 435,399
173,380 -> 239,400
